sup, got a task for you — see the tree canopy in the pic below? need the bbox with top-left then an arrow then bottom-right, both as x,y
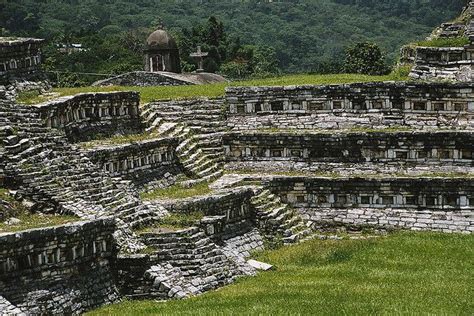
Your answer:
0,0 -> 466,76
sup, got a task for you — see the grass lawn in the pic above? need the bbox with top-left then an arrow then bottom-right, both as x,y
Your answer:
89,232 -> 473,315
18,72 -> 408,105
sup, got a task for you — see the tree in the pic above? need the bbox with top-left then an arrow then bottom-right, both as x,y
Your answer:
344,42 -> 390,75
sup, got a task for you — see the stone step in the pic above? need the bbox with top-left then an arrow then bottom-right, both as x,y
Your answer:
177,141 -> 198,157
196,163 -> 220,178
188,160 -> 215,176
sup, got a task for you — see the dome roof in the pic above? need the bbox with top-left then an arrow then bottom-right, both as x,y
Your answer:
146,29 -> 178,50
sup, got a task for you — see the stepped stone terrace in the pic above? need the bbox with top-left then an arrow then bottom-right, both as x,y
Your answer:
0,78 -> 473,314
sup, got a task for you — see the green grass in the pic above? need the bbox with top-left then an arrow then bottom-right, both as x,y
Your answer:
89,232 -> 473,315
140,181 -> 212,200
417,37 -> 470,47
19,73 -> 408,105
16,89 -> 43,104
0,188 -> 79,233
137,212 -> 205,233
0,188 -> 15,203
79,131 -> 164,149
0,212 -> 79,233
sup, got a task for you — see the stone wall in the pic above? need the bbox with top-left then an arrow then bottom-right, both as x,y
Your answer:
223,131 -> 474,165
35,92 -> 143,142
143,98 -> 226,134
409,47 -> 474,82
266,177 -> 474,233
84,137 -> 180,182
117,227 -> 252,300
226,82 -> 474,130
159,187 -> 256,240
0,219 -> 119,314
407,1 -> 474,81
0,38 -> 44,85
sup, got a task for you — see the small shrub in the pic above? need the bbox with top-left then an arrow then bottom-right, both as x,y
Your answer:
344,42 -> 391,75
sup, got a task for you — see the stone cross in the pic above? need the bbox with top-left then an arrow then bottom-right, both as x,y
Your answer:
190,46 -> 209,72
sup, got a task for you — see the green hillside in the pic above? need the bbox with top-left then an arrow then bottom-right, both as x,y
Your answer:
0,0 -> 465,74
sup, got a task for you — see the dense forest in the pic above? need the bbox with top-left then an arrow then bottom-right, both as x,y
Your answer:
0,0 -> 467,78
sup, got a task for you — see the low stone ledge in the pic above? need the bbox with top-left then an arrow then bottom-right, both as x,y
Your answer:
222,130 -> 474,164
0,218 -> 119,314
265,176 -> 474,233
34,91 -> 143,142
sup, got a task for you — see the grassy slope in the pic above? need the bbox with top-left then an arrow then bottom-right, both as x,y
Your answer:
90,232 -> 473,315
19,73 -> 407,105
0,188 -> 78,233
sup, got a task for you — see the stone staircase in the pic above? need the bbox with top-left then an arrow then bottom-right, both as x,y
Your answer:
0,100 -> 166,250
250,188 -> 312,245
139,227 -> 245,295
176,131 -> 225,186
142,99 -> 227,135
142,100 -> 226,186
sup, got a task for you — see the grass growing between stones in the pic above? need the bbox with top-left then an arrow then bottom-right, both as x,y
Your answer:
137,211 -> 205,233
79,131 -> 164,149
417,37 -> 470,47
89,232 -> 473,315
0,188 -> 79,233
0,213 -> 79,233
140,182 -> 212,200
18,73 -> 408,105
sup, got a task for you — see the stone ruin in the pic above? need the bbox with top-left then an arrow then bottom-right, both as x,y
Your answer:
0,6 -> 473,316
402,1 -> 474,81
93,27 -> 227,87
0,37 -> 50,100
0,76 -> 472,313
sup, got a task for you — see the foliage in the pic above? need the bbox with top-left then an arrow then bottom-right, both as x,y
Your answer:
88,232 -> 474,315
417,37 -> 470,47
344,42 -> 390,75
0,0 -> 465,76
389,64 -> 413,80
178,17 -> 281,79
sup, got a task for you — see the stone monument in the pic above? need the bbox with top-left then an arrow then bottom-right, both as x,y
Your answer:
144,27 -> 181,73
190,46 -> 209,72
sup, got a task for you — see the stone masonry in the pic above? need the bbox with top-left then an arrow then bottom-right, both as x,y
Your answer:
1,5 -> 474,311
0,38 -> 44,85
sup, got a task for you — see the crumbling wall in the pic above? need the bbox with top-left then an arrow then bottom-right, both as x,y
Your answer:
0,38 -> 44,85
267,177 -> 474,233
35,92 -> 143,142
409,47 -> 474,81
0,219 -> 119,314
